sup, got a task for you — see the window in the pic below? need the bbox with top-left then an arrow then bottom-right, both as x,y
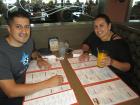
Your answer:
129,0 -> 140,22
0,0 -> 99,25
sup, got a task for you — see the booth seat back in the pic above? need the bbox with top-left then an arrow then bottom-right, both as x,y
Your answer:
112,23 -> 140,88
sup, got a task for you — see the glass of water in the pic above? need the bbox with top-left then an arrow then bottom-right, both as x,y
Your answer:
59,42 -> 66,59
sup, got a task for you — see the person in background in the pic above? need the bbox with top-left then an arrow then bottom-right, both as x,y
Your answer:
0,10 -> 63,105
80,14 -> 139,95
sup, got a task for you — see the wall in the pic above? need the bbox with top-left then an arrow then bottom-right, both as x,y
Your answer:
0,22 -> 93,49
105,0 -> 130,23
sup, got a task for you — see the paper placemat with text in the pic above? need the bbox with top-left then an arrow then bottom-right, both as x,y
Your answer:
23,60 -> 78,105
68,55 -> 97,70
68,57 -> 138,105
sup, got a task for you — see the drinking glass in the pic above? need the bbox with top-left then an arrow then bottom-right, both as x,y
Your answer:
97,49 -> 107,68
59,42 -> 66,59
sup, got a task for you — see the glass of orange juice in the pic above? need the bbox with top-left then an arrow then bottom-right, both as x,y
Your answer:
97,49 -> 107,68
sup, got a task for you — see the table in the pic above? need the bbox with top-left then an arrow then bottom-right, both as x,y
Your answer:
62,55 -> 140,105
24,53 -> 140,105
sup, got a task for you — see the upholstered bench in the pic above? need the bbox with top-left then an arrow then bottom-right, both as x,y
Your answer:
112,23 -> 140,94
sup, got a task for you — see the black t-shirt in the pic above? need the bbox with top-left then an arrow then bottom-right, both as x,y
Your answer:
83,32 -> 133,64
83,32 -> 134,85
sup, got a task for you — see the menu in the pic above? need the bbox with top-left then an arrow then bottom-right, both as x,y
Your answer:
68,55 -> 96,64
85,79 -> 138,105
27,59 -> 61,73
23,89 -> 77,105
68,55 -> 97,69
23,59 -> 78,105
73,67 -> 118,86
68,56 -> 139,105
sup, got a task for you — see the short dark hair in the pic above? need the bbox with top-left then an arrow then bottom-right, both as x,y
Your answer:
7,10 -> 30,25
94,14 -> 111,25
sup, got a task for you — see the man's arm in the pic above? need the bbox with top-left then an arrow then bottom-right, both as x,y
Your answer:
0,51 -> 62,98
31,51 -> 51,68
31,51 -> 42,60
0,75 -> 63,97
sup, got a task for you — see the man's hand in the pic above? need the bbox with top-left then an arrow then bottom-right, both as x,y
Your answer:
37,58 -> 51,69
46,75 -> 64,88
